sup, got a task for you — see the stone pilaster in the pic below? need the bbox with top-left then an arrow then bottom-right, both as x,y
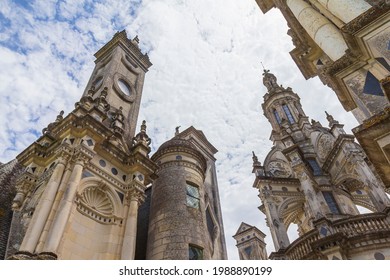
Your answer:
42,151 -> 90,254
19,154 -> 69,253
121,187 -> 145,260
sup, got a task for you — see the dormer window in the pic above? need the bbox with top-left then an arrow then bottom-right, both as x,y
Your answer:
282,104 -> 295,124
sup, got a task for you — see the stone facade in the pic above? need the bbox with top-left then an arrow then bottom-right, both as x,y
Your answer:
1,31 -> 227,260
254,0 -> 390,209
251,70 -> 390,260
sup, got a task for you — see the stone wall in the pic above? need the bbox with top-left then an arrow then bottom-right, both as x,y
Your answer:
0,160 -> 23,259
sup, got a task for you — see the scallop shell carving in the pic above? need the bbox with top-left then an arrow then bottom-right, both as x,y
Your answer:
80,187 -> 113,216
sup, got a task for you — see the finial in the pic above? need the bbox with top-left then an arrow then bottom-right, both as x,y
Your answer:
56,110 -> 64,122
252,151 -> 260,164
325,111 -> 338,126
101,87 -> 108,98
132,35 -> 140,44
141,120 -> 147,132
175,126 -> 181,136
261,61 -> 266,71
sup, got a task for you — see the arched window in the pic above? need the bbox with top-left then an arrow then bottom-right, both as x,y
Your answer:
273,109 -> 282,124
282,104 -> 295,124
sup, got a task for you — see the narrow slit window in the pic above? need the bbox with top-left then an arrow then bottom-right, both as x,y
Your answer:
273,109 -> 282,124
282,104 -> 295,124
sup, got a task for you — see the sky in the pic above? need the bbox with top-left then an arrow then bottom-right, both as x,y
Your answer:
0,0 -> 359,259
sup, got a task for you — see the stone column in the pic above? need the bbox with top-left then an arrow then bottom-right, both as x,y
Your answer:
42,154 -> 87,253
286,0 -> 348,61
261,187 -> 290,251
317,0 -> 371,23
296,168 -> 325,219
35,166 -> 72,253
19,156 -> 68,253
121,189 -> 144,260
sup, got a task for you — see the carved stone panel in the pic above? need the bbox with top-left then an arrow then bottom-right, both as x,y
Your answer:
317,134 -> 334,161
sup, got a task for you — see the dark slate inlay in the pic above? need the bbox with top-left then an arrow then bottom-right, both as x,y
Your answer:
31,167 -> 36,173
111,168 -> 118,175
363,71 -> 384,96
375,57 -> 390,72
374,252 -> 385,260
70,138 -> 75,144
320,226 -> 328,237
356,190 -> 363,195
87,139 -> 94,146
282,187 -> 288,192
122,175 -> 127,181
99,159 -> 106,167
176,155 -> 182,160
116,191 -> 124,203
316,59 -> 323,66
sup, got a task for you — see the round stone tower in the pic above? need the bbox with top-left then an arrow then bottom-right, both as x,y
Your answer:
146,137 -> 208,260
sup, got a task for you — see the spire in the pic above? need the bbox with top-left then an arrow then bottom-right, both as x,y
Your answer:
325,111 -> 339,127
262,69 -> 281,92
132,120 -> 152,155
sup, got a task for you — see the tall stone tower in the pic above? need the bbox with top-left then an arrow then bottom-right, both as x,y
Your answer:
252,70 -> 390,260
254,0 -> 390,194
2,31 -> 228,260
233,222 -> 268,260
6,30 -> 157,260
147,127 -> 227,260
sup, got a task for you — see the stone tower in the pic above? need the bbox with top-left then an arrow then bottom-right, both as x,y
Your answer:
2,31 -> 228,260
233,222 -> 268,260
6,30 -> 157,260
252,70 -> 390,260
254,0 -> 390,195
147,127 -> 227,260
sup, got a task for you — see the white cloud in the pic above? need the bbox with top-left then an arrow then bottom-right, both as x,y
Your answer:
0,0 -> 359,259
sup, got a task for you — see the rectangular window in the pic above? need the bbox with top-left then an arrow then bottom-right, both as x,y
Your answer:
323,192 -> 341,214
273,110 -> 282,124
307,159 -> 322,176
282,104 -> 295,124
186,183 -> 200,209
189,245 -> 203,260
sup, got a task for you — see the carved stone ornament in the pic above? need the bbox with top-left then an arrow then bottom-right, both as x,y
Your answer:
267,160 -> 292,178
317,134 -> 334,160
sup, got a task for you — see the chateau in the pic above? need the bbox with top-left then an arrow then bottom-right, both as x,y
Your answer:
233,0 -> 390,260
0,31 -> 227,260
1,0 -> 389,261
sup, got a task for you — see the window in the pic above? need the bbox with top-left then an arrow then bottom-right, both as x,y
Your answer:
206,207 -> 215,240
282,104 -> 295,124
244,246 -> 252,257
273,109 -> 281,124
189,245 -> 203,260
307,159 -> 322,176
186,183 -> 200,209
322,192 -> 341,214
